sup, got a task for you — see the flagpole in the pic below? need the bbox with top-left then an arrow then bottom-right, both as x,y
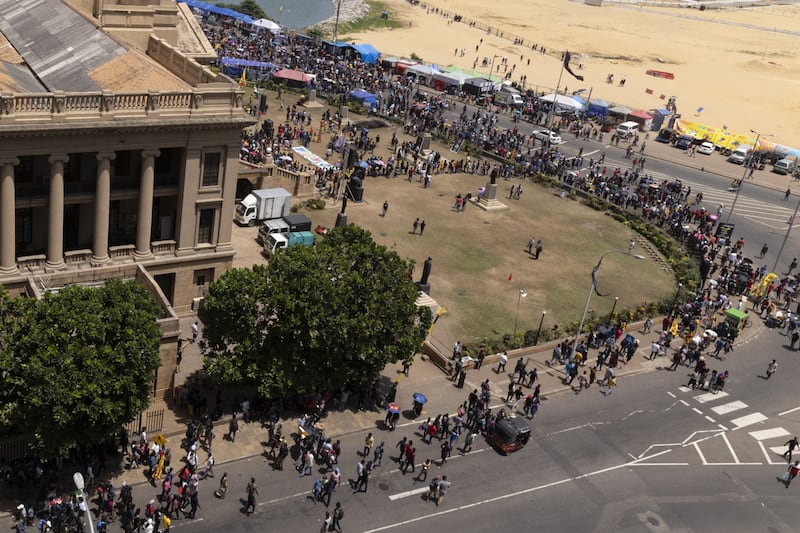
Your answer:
545,57 -> 566,133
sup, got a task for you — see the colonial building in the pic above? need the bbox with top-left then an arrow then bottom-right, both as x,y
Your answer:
0,0 -> 254,397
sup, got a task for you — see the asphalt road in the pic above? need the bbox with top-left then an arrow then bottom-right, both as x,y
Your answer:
121,324 -> 800,532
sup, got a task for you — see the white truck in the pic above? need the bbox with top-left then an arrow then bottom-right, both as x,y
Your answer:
493,91 -> 525,107
234,188 -> 292,226
263,230 -> 315,257
257,214 -> 313,244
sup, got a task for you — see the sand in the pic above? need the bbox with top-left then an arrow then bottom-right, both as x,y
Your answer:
342,0 -> 800,148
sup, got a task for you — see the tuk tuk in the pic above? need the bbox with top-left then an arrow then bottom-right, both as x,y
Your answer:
489,417 -> 531,454
725,308 -> 749,330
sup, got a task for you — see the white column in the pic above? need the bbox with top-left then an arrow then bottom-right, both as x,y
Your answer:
46,154 -> 69,270
92,152 -> 115,265
135,150 -> 160,260
0,158 -> 19,274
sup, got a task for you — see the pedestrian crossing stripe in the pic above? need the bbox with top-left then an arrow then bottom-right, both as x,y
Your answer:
694,391 -> 729,404
710,400 -> 748,416
731,412 -> 768,430
749,427 -> 790,441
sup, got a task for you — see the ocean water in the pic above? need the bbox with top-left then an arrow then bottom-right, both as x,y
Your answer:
236,0 -> 335,29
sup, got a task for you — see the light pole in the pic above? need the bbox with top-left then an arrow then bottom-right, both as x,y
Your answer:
772,194 -> 800,274
73,472 -> 95,533
513,289 -> 527,336
534,310 -> 546,345
572,250 -> 644,359
726,129 -> 772,223
609,296 -> 619,323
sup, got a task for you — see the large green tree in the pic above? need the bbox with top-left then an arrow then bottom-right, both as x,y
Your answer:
215,0 -> 267,19
0,279 -> 162,458
202,224 -> 432,398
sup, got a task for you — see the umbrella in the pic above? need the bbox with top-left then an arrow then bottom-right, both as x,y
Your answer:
356,161 -> 369,169
386,402 -> 401,413
413,392 -> 428,404
703,329 -> 718,339
278,155 -> 293,162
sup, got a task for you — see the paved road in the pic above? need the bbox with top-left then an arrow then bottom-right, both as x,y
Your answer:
120,324 -> 800,532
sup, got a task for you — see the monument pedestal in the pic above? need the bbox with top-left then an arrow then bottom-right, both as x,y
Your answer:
416,282 -> 431,295
474,182 -> 509,211
335,213 -> 348,228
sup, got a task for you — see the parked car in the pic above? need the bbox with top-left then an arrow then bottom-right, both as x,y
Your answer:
532,129 -> 562,145
655,128 -> 676,143
774,158 -> 796,175
697,141 -> 715,155
674,135 -> 694,150
727,147 -> 750,164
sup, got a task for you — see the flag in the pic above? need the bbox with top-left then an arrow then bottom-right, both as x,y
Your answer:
508,273 -> 513,282
239,67 -> 247,88
563,51 -> 584,82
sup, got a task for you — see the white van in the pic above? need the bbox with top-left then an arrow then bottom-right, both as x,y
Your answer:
616,121 -> 639,139
774,158 -> 796,175
727,147 -> 750,165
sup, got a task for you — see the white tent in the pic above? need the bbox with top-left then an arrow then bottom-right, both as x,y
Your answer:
252,18 -> 281,33
540,93 -> 584,110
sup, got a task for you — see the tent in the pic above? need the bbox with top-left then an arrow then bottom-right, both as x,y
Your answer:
406,64 -> 440,85
630,110 -> 654,131
586,99 -> 609,118
251,18 -> 281,33
432,71 -> 466,92
351,44 -> 380,64
394,59 -> 417,75
540,93 -> 584,110
349,89 -> 377,108
273,69 -> 313,83
179,0 -> 253,23
462,77 -> 493,96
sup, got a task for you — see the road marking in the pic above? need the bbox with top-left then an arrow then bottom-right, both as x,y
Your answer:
719,424 -> 729,430
677,386 -> 692,392
694,391 -> 729,403
692,408 -> 703,415
361,449 -> 673,533
693,442 -> 709,465
778,406 -> 800,416
759,442 -> 788,465
667,391 -> 676,397
731,412 -> 768,430
711,400 -> 748,415
705,416 -> 716,423
171,518 -> 204,528
679,400 -> 689,406
721,432 -> 741,464
629,463 -> 690,466
388,487 -> 428,501
749,427 -> 790,441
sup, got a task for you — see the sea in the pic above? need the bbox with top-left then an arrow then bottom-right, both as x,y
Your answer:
234,0 -> 335,29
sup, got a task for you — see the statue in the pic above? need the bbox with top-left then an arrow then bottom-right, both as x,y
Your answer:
420,257 -> 432,285
490,166 -> 498,185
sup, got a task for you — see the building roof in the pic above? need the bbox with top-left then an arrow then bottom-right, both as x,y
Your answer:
0,0 -> 127,91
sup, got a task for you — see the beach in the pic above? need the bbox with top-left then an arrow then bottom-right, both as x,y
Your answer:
341,0 -> 800,148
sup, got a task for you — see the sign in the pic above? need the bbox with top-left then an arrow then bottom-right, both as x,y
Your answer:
715,222 -> 735,242
291,146 -> 333,170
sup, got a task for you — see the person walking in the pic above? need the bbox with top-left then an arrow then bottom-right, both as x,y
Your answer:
526,367 -> 538,388
759,243 -> 769,258
228,414 -> 239,443
372,441 -> 384,468
204,453 -> 214,478
363,433 -> 374,458
780,460 -> 800,487
783,436 -> 799,462
766,359 -> 778,379
381,201 -> 389,216
191,321 -> 199,343
401,443 -> 416,474
496,351 -> 508,374
527,237 -> 535,254
414,459 -> 432,482
439,441 -> 452,465
462,431 -> 476,454
604,376 -> 617,397
332,502 -> 344,532
534,240 -> 543,259
419,220 -> 426,236
214,472 -> 228,499
435,476 -> 451,506
785,188 -> 792,201
321,511 -> 333,533
353,463 -> 370,493
412,218 -> 419,234
244,477 -> 258,516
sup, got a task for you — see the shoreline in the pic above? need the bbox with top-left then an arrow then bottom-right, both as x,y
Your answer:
316,0 -> 371,28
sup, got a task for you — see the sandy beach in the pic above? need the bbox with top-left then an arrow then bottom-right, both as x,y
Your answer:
342,0 -> 800,148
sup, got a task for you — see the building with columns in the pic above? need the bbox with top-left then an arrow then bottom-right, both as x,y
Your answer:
0,0 -> 255,397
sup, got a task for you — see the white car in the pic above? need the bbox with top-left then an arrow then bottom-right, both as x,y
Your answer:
532,129 -> 562,145
697,141 -> 715,155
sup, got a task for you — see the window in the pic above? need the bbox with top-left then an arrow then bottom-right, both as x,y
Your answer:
202,152 -> 221,187
198,208 -> 215,244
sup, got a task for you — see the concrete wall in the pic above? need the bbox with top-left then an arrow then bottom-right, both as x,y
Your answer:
147,36 -> 222,86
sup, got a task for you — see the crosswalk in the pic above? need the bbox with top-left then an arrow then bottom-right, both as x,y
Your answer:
697,188 -> 797,230
635,386 -> 795,466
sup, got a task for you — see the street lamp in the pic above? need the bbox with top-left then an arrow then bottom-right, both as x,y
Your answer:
609,296 -> 619,323
572,250 -> 645,359
772,194 -> 800,274
513,289 -> 527,336
726,129 -> 773,223
534,310 -> 546,345
73,472 -> 96,533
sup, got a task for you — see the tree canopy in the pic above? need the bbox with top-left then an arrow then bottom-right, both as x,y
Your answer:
215,0 -> 267,19
201,224 -> 432,398
0,279 -> 162,458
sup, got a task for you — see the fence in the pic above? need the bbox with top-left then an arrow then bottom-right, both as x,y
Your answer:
123,408 -> 165,438
0,436 -> 31,461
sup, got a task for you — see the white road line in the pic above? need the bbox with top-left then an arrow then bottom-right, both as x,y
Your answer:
361,450 -> 673,533
731,412 -> 768,430
711,400 -> 748,415
677,386 -> 692,392
721,433 -> 741,464
388,487 -> 428,501
702,462 -> 762,466
719,424 -> 729,430
629,463 -> 690,466
778,406 -> 800,417
758,442 -> 787,465
679,400 -> 689,406
749,428 -> 790,441
171,518 -> 204,528
667,391 -> 676,398
705,416 -> 716,423
694,391 -> 729,403
694,442 -> 709,465
692,407 -> 703,415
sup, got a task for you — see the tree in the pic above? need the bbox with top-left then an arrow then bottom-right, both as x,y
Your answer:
202,224 -> 432,398
0,279 -> 162,458
215,0 -> 267,20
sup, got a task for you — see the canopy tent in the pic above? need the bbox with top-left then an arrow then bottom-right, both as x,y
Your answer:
349,89 -> 377,108
462,77 -> 494,96
406,64 -> 440,78
629,110 -> 654,132
608,104 -> 633,115
273,69 -> 313,83
179,0 -> 253,23
586,99 -> 609,118
351,43 -> 380,64
251,18 -> 281,33
432,70 -> 467,91
539,93 -> 584,110
393,59 -> 418,75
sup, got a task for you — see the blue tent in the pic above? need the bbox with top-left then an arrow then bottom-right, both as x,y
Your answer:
219,57 -> 275,78
351,44 -> 380,64
586,99 -> 609,118
349,89 -> 377,108
179,0 -> 254,23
